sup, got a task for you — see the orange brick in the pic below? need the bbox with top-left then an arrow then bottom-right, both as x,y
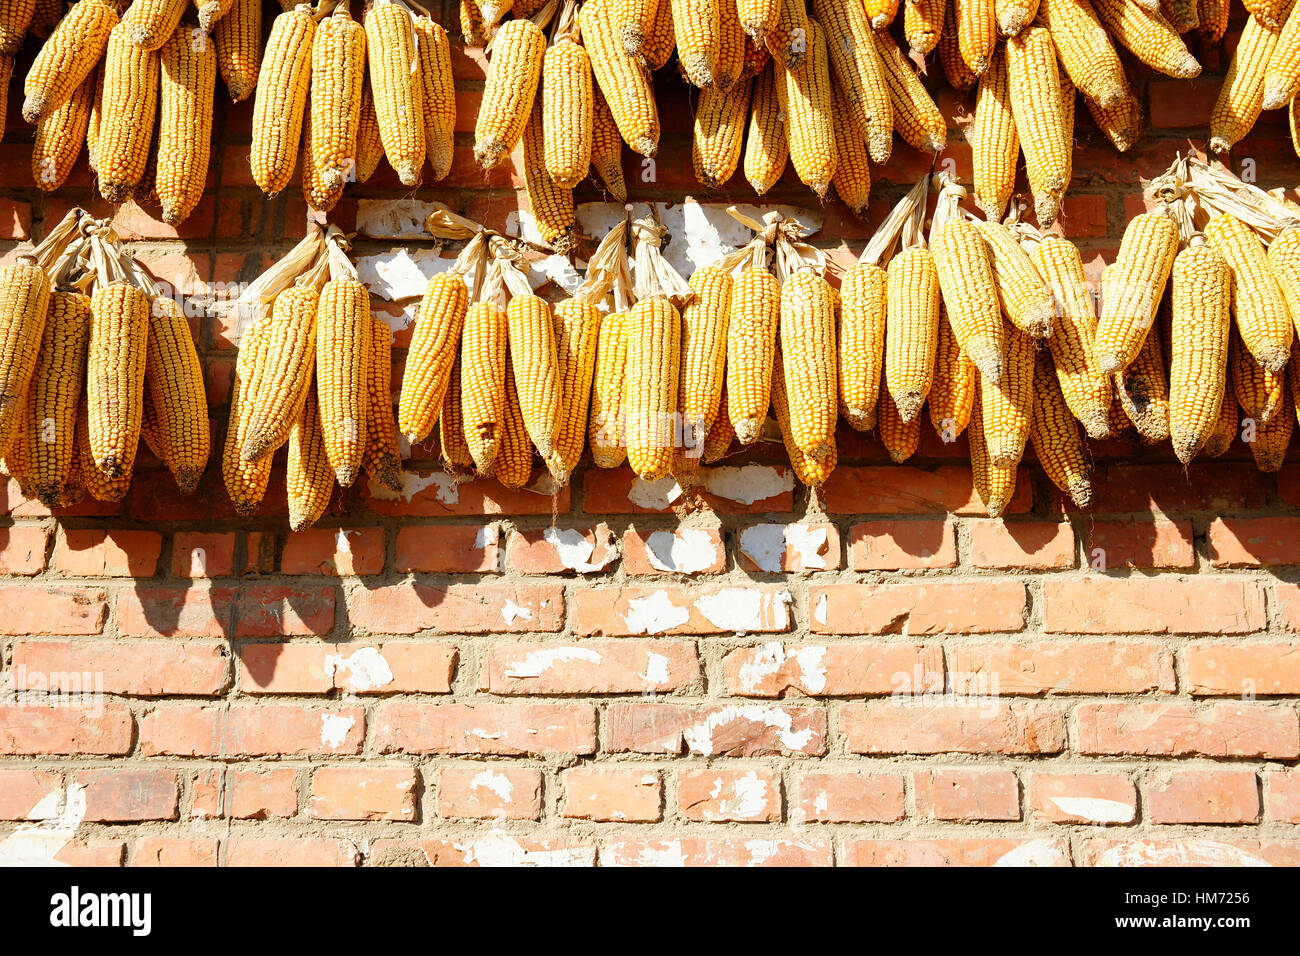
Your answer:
363,471 -> 570,516
1029,772 -> 1137,824
622,527 -> 726,574
76,769 -> 178,822
1075,701 -> 1299,758
580,464 -> 795,514
395,524 -> 502,572
0,769 -> 63,820
602,836 -> 831,866
605,702 -> 826,756
1208,516 -> 1300,566
116,586 -> 234,637
677,768 -> 782,822
0,526 -> 47,575
505,525 -> 618,574
481,640 -> 699,694
238,642 -> 456,694
191,768 -> 299,820
967,520 -> 1075,569
1265,770 -> 1300,823
1146,770 -> 1260,824
794,772 -> 905,823
823,465 -> 1031,515
438,766 -> 543,820
12,640 -> 230,696
571,584 -> 792,636
0,586 -> 106,635
848,518 -> 956,570
55,529 -> 161,576
562,768 -> 662,822
1081,518 -> 1196,569
172,532 -> 237,577
842,701 -> 1065,755
1042,577 -> 1265,634
720,642 -> 944,697
949,641 -> 1175,694
281,528 -> 386,575
236,584 -> 336,636
374,701 -> 597,755
1185,641 -> 1300,695
914,768 -> 1020,821
809,582 -> 1027,634
225,837 -> 359,867
848,838 -> 1070,866
131,837 -> 219,867
737,522 -> 842,572
348,583 -> 564,634
0,704 -> 133,755
138,704 -> 365,757
310,767 -> 419,821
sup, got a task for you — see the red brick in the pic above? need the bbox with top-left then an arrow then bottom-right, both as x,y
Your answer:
236,584 -> 336,636
363,470 -> 570,516
131,837 -> 219,867
848,518 -> 956,570
191,768 -> 298,820
914,768 -> 1020,821
720,641 -> 943,697
374,701 -> 597,755
395,524 -> 502,572
53,842 -> 127,867
1147,76 -> 1221,129
602,837 -> 831,867
677,768 -> 782,823
1265,770 -> 1300,823
605,702 -> 826,756
0,198 -> 33,239
172,532 -> 237,577
225,838 -> 359,867
1185,641 -> 1300,695
55,529 -> 161,576
238,642 -> 456,694
348,583 -> 564,634
11,640 -> 230,696
1274,582 -> 1300,632
809,581 -> 1027,635
967,520 -> 1075,569
793,772 -> 905,823
949,641 -> 1175,695
0,586 -> 106,635
1074,701 -> 1299,758
370,835 -> 594,866
571,584 -> 792,636
823,465 -> 1031,515
0,526 -> 47,575
1146,770 -> 1260,825
562,768 -> 662,822
481,640 -> 699,694
737,522 -> 842,572
848,838 -> 1071,867
0,704 -> 133,755
1085,463 -> 1266,513
580,464 -> 795,514
1042,576 -> 1265,634
137,705 -> 365,757
622,527 -> 726,574
310,767 -> 419,821
1081,518 -> 1196,569
1077,838 -> 1300,868
281,528 -> 386,575
841,701 -> 1065,755
76,770 -> 179,822
505,525 -> 618,574
1029,772 -> 1137,825
438,766 -> 543,820
1207,516 -> 1300,566
116,586 -> 234,637
0,769 -> 63,820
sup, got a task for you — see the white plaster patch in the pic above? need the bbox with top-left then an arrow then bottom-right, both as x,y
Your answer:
1094,841 -> 1271,868
738,525 -> 787,572
327,647 -> 395,693
709,771 -> 770,820
320,713 -> 356,750
681,704 -> 815,755
356,199 -> 442,239
1048,796 -> 1135,824
368,471 -> 460,505
469,771 -> 514,804
627,476 -> 683,510
993,839 -> 1070,867
639,652 -> 671,687
603,839 -> 688,868
543,527 -> 616,573
456,831 -> 594,867
736,642 -> 828,694
813,593 -> 828,627
693,588 -> 791,635
784,525 -> 828,569
622,590 -> 691,635
0,784 -> 85,867
704,465 -> 793,505
501,600 -> 533,625
533,254 -> 584,292
503,647 -> 602,678
356,249 -> 456,302
644,529 -> 717,573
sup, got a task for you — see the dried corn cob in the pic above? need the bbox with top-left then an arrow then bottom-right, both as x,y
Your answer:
738,0 -> 778,39
693,75 -> 753,188
779,269 -> 838,461
940,0 -> 977,90
144,295 -> 209,493
996,0 -> 1039,34
213,0 -> 259,102
506,292 -> 561,465
1267,227 -> 1300,336
1090,0 -> 1201,78
124,0 -> 185,49
522,99 -> 576,253
743,58 -> 788,195
905,0 -> 946,53
30,0 -> 62,38
765,0 -> 809,71
929,307 -> 976,440
619,0 -> 659,56
310,6 -> 366,193
1113,315 -> 1170,443
677,266 -> 732,474
24,291 -> 90,507
1030,351 -> 1091,506
77,399 -> 131,502
243,284 -> 319,462
196,0 -> 234,33
1006,26 -> 1071,226
714,0 -> 746,90
1039,0 -> 1127,108
703,389 -> 736,460
1205,213 -> 1293,372
413,16 -> 455,182
831,89 -> 872,217
978,322 -> 1034,465
354,82 -> 383,182
316,276 -> 371,487
1084,80 -> 1142,151
249,4 -> 314,197
551,299 -> 600,481
461,300 -> 508,473
1212,8 -> 1290,149
97,22 -> 160,202
813,0 -> 893,164
624,296 -> 681,480
1168,240 -> 1229,462
1093,210 -> 1179,373
640,0 -> 676,68
397,272 -> 468,445
542,33 -> 593,189
590,86 -> 628,200
287,386 -> 334,530
440,356 -> 473,468
361,316 -> 401,491
777,18 -> 836,197
460,0 -> 488,46
885,248 -> 941,422
493,364 -> 533,488
366,0 -> 426,184
1247,380 -> 1292,471
156,25 -> 216,225
32,68 -> 95,191
865,0 -> 901,28
978,220 -> 1055,338
1231,330 -> 1285,425
23,0 -> 119,123
955,0 -> 996,74
838,262 -> 887,431
772,345 -> 837,483
1247,0 -> 1288,27
582,0 -> 659,156
302,99 -> 344,213
672,0 -> 719,86
223,315 -> 272,514
932,218 -> 1006,380
1160,0 -> 1199,32
86,281 -> 149,478
874,28 -> 947,153
589,308 -> 628,467
1199,0 -> 1228,39
972,46 -> 1018,221
877,385 -> 920,462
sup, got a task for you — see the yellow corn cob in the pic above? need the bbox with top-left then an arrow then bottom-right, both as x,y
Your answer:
480,0 -> 515,27
23,0 -> 118,123
743,58 -> 788,195
978,322 -> 1034,465
1006,26 -> 1071,227
86,281 -> 148,478
977,220 -> 1054,337
1030,351 -> 1091,507
1198,0 -> 1228,39
1083,81 -> 1142,151
703,388 -> 735,460
213,0 -> 259,102
96,22 -> 160,202
1247,0 -> 1288,27
461,300 -> 508,473
1029,235 -> 1111,438
366,0 -> 425,184
506,292 -> 561,465
522,99 -> 576,253
1231,329 -> 1284,425
874,28 -> 947,154
1205,213 -> 1293,372
242,284 -> 318,461
590,308 -> 628,468
591,86 -> 628,201
302,99 -> 344,213
905,0 -> 946,54
473,15 -> 545,169
1247,373 -> 1293,471
1212,9 -> 1291,148
742,34 -> 771,79
354,82 -> 383,182
618,0 -> 659,56
1113,314 -> 1170,443
1201,358 -> 1237,456
542,35 -> 593,188
929,307 -> 976,441
1168,240 -> 1230,462
838,262 -> 886,430
813,0 -> 893,164
287,386 -> 334,530
32,68 -> 95,192
640,0 -> 675,69
877,384 -> 920,462
144,294 -> 209,493
551,299 -> 601,482
582,0 -> 660,156
1267,226 -> 1300,337
195,0 -> 234,34
713,0 -> 746,90
693,75 -> 753,188
249,4 -> 313,197
222,315 -> 271,514
972,46 -> 1018,221
140,384 -> 164,462
412,16 -> 455,182
831,88 -> 872,217
23,291 -> 90,507
398,272 -> 468,445
309,7 -> 366,193
940,0 -> 977,90
1160,0 -> 1199,32
30,0 -> 62,38
738,0 -> 779,39
1090,0 -> 1201,78
87,62 -> 104,172
460,0 -> 488,46
77,400 -> 131,502
865,0 -> 901,28
765,0 -> 809,71
885,248 -> 941,422
624,297 -> 681,481
1092,210 -> 1179,373
779,269 -> 837,461
156,24 -> 216,225
996,0 -> 1039,34
316,277 -> 371,487
1038,0 -> 1126,108
931,218 -> 1006,380
361,315 -> 401,492
123,0 -> 184,49
677,266 -> 732,473
772,345 -> 837,483
955,0 -> 996,74
777,18 -> 836,197
492,364 -> 533,489
439,356 -> 474,469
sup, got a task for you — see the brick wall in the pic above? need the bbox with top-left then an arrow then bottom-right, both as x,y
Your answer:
1,3 -> 1299,867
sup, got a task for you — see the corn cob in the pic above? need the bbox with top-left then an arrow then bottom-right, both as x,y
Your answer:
77,400 -> 131,501
742,32 -> 770,79
640,0 -> 676,69
360,316 -> 401,492
1160,0 -> 1199,32
1247,385 -> 1292,470
1212,9 -> 1290,149
123,0 -> 184,49
86,281 -> 148,478
1267,227 -> 1300,336
155,24 -> 216,224
590,86 -> 628,201
1200,359 -> 1236,456
779,269 -> 837,461
673,0 -> 720,87
195,0 -> 234,33
96,22 -> 160,202
461,300 -> 509,473
1113,313 -> 1170,443
977,220 -> 1055,337
1265,4 -> 1300,110
397,272 -> 468,445
1029,235 -> 1111,438
1166,240 -> 1230,462
694,76 -> 753,188
522,99 -> 576,253
765,0 -> 809,71
140,385 -> 164,462
1089,0 -> 1201,78
354,82 -> 383,182
366,1 -> 426,184
316,276 -> 370,487
541,34 -> 594,189
1030,351 -> 1091,506
772,345 -> 837,484
1083,80 -> 1142,151
213,0 -> 259,102
743,58 -> 788,195
24,0 -> 118,123
955,0 -> 996,74
582,0 -> 659,156
813,0 -> 893,164
460,0 -> 488,46
940,0 -> 977,90
551,299 -> 600,481
929,307 -> 976,440
677,266 -> 732,474
865,0 -> 901,28
877,384 -> 920,462
1038,0 -> 1126,108
885,248 -> 941,423
777,18 -> 836,197
409,16 -> 455,183
32,68 -> 95,192
703,389 -> 736,461
30,0 -> 63,38
505,292 -> 561,466
249,5 -> 313,197
905,0 -> 946,54
589,308 -> 628,467
831,88 -> 872,217
86,65 -> 104,173
997,0 -> 1039,34
738,0 -> 779,39
1205,213 -> 1293,372
439,356 -> 473,468
1006,26 -> 1071,227
480,0 -> 515,27
492,364 -> 533,488
979,322 -> 1034,465
222,315 -> 271,513
1231,329 -> 1285,425
624,296 -> 681,481
287,386 -> 334,530
24,291 -> 90,507
1198,0 -> 1228,39
714,0 -> 746,90
1247,0 -> 1288,27
972,48 -> 1017,221
931,218 -> 1006,380
309,7 -> 366,193
302,99 -> 344,213
144,294 -> 208,493
242,284 -> 318,461
874,29 -> 947,154
1092,210 -> 1179,373
619,0 -> 659,55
